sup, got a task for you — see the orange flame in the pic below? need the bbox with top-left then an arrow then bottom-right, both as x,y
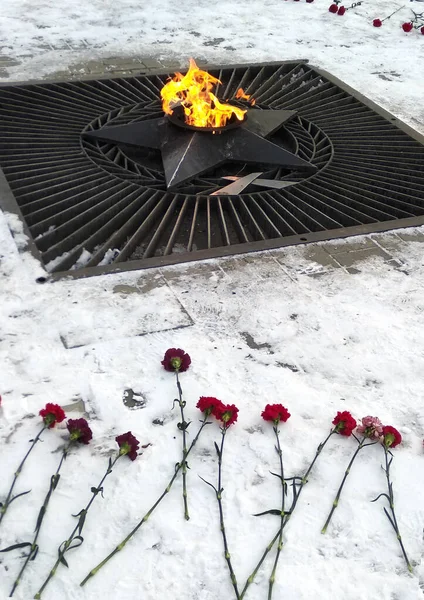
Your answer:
236,88 -> 256,105
161,59 -> 248,128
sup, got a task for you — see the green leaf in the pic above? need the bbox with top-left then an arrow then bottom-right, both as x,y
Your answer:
214,442 -> 221,458
31,545 -> 39,561
35,505 -> 46,533
51,474 -> 61,490
253,509 -> 281,517
0,542 -> 32,553
77,510 -> 87,535
371,493 -> 390,503
198,475 -> 218,494
9,490 -> 31,505
269,471 -> 284,482
59,554 -> 69,567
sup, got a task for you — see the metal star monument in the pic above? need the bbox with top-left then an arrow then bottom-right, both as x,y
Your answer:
83,108 -> 317,190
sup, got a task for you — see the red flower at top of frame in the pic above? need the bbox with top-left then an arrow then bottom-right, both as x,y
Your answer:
261,404 -> 291,424
373,18 -> 382,27
216,404 -> 239,428
39,403 -> 66,428
382,426 -> 402,449
421,26 -> 424,35
337,6 -> 346,15
329,4 -> 338,12
306,0 -> 315,3
116,431 -> 141,461
402,22 -> 413,32
161,348 -> 191,372
332,411 -> 357,436
67,418 -> 93,445
196,396 -> 225,417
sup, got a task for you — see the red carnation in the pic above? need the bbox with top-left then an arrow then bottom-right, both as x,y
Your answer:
39,403 -> 66,428
306,0 -> 314,3
402,22 -> 413,32
332,411 -> 356,436
329,4 -> 338,12
421,26 -> 424,35
196,396 -> 225,417
116,431 -> 141,461
67,418 -> 93,444
382,426 -> 402,448
161,348 -> 191,372
373,18 -> 382,27
338,6 -> 346,15
216,404 -> 239,427
261,404 -> 291,424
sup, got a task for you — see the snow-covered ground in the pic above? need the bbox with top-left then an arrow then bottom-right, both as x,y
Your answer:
1,1 -> 424,598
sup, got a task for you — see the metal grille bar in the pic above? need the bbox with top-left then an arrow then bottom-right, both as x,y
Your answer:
0,61 -> 423,280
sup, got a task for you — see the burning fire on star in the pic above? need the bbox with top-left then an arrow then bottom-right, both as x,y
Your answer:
161,58 -> 255,129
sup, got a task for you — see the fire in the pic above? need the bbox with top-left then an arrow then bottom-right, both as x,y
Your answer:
236,88 -> 256,106
161,58 -> 250,129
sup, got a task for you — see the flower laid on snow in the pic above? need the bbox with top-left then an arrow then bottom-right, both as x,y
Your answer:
216,403 -> 239,427
68,418 -> 93,445
35,430 -> 145,598
197,396 -> 224,417
197,401 -> 241,598
382,425 -> 402,448
161,347 -> 191,372
116,431 -> 140,461
329,4 -> 338,12
322,414 -> 381,534
372,424 -> 411,571
356,415 -> 383,439
254,404 -> 291,598
80,405 -> 213,588
1,418 -> 93,597
402,22 -> 413,32
261,403 -> 291,424
332,410 -> 357,436
197,397 -> 239,428
372,5 -> 406,28
39,403 -> 66,428
338,6 -> 346,15
0,403 -> 67,528
163,348 -> 192,519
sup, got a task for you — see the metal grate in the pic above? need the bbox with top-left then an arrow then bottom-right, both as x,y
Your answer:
0,60 -> 424,280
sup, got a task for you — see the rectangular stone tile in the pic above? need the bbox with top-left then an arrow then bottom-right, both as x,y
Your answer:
371,233 -> 405,251
140,58 -> 163,69
333,246 -> 392,269
395,230 -> 424,243
320,236 -> 377,255
60,281 -> 192,349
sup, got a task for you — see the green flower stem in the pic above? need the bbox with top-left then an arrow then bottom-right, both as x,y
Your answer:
176,370 -> 189,521
0,425 -> 47,528
79,417 -> 210,588
381,446 -> 412,572
215,428 -> 240,600
34,453 -> 122,599
321,436 -> 368,534
240,429 -> 336,599
9,441 -> 72,597
267,425 -> 285,600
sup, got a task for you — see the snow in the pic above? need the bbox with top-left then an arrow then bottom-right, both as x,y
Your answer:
1,1 -> 424,598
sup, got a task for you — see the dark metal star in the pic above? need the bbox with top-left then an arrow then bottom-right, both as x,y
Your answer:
83,109 -> 317,190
